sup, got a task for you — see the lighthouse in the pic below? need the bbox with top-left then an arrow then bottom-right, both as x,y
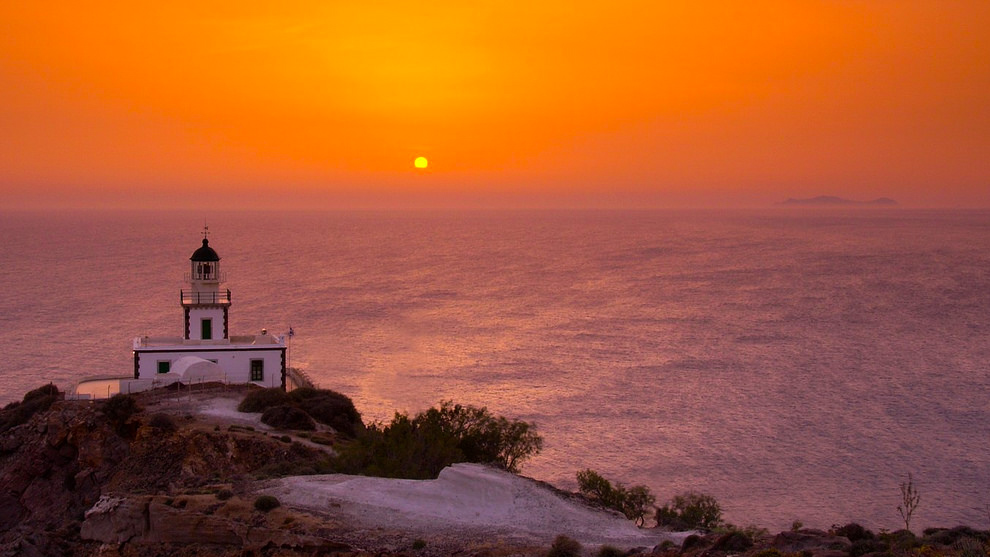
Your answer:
183,237 -> 230,341
131,233 -> 286,389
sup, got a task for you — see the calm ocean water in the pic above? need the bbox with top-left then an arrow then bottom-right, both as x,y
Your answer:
1,209 -> 988,531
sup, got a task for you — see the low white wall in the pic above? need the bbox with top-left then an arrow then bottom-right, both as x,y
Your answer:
135,348 -> 284,388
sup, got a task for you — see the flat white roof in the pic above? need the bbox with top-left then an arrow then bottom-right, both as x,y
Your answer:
133,333 -> 285,350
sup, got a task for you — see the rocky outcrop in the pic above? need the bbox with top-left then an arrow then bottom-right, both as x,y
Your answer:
0,403 -> 128,556
81,494 -> 351,552
0,394 -> 339,556
771,529 -> 853,555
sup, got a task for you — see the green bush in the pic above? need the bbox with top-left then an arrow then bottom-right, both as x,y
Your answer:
923,527 -> 990,546
832,523 -> 875,542
576,469 -> 655,526
260,405 -> 316,430
712,531 -> 753,552
102,393 -> 140,435
412,539 -> 427,550
681,534 -> 707,552
882,529 -> 919,551
238,388 -> 291,413
0,384 -> 61,433
148,413 -> 177,433
953,537 -> 988,557
596,545 -> 625,557
253,495 -> 280,512
413,402 -> 543,472
289,388 -> 363,437
546,535 -> 582,557
23,383 -> 60,401
334,401 -> 543,479
215,489 -> 234,501
850,538 -> 888,557
240,387 -> 364,437
655,492 -> 722,530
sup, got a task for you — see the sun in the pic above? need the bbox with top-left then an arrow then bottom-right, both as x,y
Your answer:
414,156 -> 428,169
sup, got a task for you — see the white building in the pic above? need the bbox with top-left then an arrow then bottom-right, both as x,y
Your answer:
131,235 -> 286,389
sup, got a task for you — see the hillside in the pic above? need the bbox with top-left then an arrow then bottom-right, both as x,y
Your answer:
0,386 -> 677,556
2,385 -> 987,557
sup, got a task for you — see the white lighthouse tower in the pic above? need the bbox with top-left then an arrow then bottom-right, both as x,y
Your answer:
183,235 -> 230,342
130,232 -> 287,389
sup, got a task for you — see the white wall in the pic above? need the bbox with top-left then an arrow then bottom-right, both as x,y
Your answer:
187,307 -> 226,340
136,348 -> 284,388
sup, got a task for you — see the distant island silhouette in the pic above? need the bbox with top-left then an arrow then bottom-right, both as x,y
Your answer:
779,195 -> 898,207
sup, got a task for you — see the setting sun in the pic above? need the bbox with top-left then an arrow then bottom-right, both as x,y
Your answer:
0,1 -> 988,209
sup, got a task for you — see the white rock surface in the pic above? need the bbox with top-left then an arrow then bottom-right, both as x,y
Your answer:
262,463 -> 684,549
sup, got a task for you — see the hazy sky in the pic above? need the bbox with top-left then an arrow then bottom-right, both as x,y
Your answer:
1,2 -> 988,209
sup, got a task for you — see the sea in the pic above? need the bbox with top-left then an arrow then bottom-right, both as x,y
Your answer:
1,209 -> 988,532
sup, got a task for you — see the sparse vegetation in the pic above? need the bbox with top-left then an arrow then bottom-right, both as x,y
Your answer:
253,495 -> 280,512
546,535 -> 582,557
923,526 -> 990,546
337,402 -> 543,479
238,387 -> 363,436
334,401 -> 542,479
898,473 -> 921,532
215,489 -> 234,501
596,545 -> 625,557
576,469 -> 655,526
308,433 -> 335,446
849,537 -> 887,557
237,388 -> 291,413
101,393 -> 140,435
655,492 -> 723,530
0,383 -> 61,433
260,405 -> 316,430
832,522 -> 875,542
254,457 -> 334,479
953,536 -> 987,557
288,387 -> 363,437
148,412 -> 177,433
712,530 -> 754,552
23,383 -> 60,402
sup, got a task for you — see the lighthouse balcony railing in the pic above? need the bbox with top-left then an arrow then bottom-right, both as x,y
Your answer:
180,289 -> 231,306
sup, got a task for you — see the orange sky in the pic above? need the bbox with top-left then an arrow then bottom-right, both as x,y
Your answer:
1,1 -> 988,209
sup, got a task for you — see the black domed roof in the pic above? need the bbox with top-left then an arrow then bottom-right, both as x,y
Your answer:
190,238 -> 220,262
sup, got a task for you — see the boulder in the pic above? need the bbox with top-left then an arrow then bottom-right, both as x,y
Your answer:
80,495 -> 146,544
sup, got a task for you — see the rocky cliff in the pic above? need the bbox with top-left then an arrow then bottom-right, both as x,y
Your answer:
0,388 -> 351,556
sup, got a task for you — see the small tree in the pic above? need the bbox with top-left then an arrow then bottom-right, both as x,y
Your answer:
334,401 -> 542,479
897,473 -> 921,531
576,469 -> 655,526
656,492 -> 722,530
622,485 -> 656,526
